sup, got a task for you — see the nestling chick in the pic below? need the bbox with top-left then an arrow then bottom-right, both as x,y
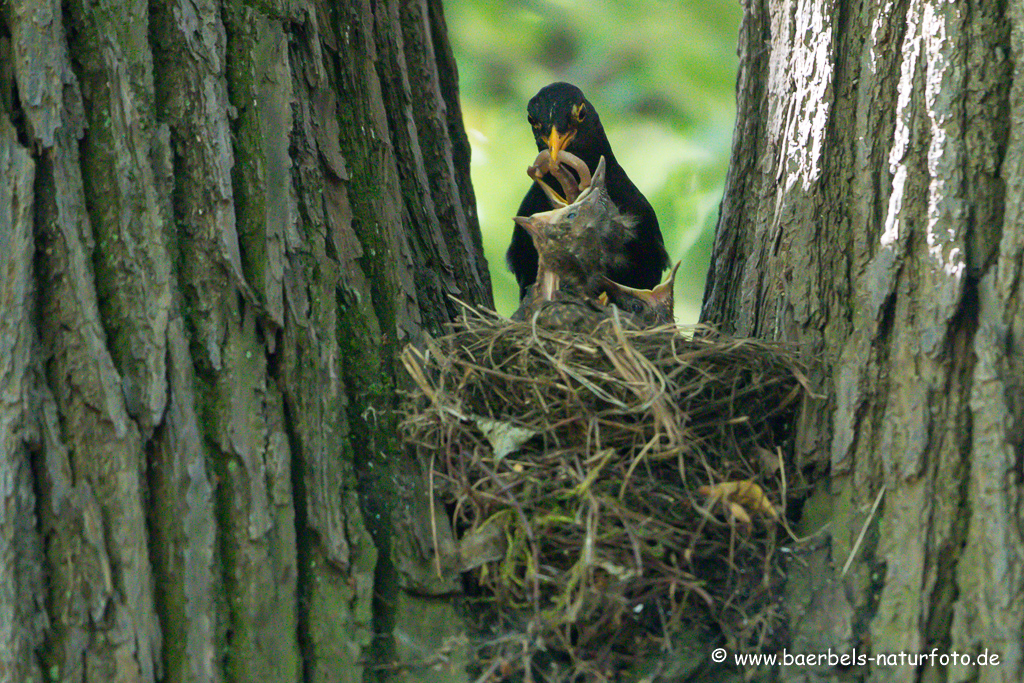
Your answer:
601,261 -> 681,328
513,156 -> 637,301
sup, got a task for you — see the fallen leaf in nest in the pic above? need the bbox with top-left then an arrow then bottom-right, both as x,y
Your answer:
699,480 -> 779,523
459,519 -> 507,571
756,446 -> 781,474
728,502 -> 752,525
472,416 -> 538,460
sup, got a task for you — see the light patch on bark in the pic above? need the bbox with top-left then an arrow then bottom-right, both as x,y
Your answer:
767,0 -> 836,191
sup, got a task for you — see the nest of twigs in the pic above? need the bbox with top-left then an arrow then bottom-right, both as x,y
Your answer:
400,304 -> 810,680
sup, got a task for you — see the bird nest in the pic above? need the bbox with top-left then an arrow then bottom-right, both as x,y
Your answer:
399,304 -> 810,680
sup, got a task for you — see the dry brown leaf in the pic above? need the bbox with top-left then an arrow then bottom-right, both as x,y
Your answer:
699,480 -> 779,522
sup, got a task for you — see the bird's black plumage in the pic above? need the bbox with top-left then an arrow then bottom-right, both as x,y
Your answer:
506,82 -> 669,300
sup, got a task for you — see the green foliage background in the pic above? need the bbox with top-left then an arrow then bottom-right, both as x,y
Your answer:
447,0 -> 742,323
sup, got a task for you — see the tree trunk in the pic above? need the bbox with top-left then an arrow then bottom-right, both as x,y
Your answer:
0,1 -> 489,682
703,0 -> 1023,680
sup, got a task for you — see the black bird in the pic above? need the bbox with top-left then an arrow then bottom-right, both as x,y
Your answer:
506,82 -> 669,300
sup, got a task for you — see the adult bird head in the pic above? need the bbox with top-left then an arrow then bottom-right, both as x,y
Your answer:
527,82 -> 608,170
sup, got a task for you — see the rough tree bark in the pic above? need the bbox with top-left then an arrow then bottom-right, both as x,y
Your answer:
703,0 -> 1022,681
0,1 -> 489,682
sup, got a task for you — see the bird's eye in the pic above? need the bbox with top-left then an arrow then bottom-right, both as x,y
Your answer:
629,300 -> 644,314
566,211 -> 577,220
528,115 -> 541,129
572,103 -> 587,123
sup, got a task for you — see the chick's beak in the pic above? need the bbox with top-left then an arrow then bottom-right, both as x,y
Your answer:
514,216 -> 545,241
652,261 -> 683,300
513,215 -> 534,230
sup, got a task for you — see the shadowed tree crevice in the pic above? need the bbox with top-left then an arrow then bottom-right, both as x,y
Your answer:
278,367 -> 314,683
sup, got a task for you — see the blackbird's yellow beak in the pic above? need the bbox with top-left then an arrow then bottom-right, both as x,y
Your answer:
542,126 -> 575,166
